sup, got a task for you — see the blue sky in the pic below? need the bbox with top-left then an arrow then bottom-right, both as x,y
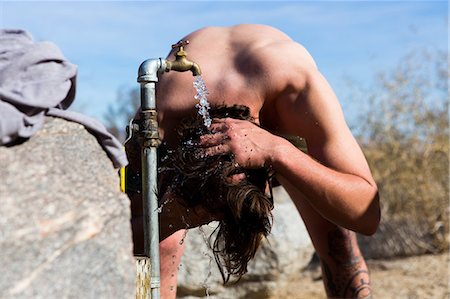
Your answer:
0,1 -> 447,127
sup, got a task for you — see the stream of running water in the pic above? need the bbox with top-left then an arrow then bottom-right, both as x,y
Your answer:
193,75 -> 212,128
192,76 -> 214,298
155,75 -> 211,214
155,75 -> 214,298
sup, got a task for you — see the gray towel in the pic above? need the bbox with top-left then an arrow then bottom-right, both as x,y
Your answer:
0,29 -> 128,168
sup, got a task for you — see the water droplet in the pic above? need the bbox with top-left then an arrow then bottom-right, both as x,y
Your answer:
179,229 -> 188,245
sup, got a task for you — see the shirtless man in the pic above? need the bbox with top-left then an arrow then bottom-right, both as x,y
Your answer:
128,24 -> 380,299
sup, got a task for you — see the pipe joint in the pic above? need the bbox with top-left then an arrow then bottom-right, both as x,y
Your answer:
139,109 -> 161,148
137,58 -> 167,83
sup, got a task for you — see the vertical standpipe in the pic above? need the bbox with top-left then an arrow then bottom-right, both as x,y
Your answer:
137,58 -> 167,299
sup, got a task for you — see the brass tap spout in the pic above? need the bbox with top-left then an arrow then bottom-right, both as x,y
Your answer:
165,40 -> 202,76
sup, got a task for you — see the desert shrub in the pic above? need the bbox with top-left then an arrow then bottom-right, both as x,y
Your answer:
352,49 -> 448,253
104,87 -> 140,142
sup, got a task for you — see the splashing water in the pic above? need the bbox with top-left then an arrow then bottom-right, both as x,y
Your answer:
193,75 -> 212,128
155,196 -> 173,213
198,226 -> 213,299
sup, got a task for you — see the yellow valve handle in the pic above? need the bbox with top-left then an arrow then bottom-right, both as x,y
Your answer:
120,118 -> 135,193
120,159 -> 126,193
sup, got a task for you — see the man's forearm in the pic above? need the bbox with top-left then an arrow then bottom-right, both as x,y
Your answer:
320,227 -> 372,298
270,139 -> 380,235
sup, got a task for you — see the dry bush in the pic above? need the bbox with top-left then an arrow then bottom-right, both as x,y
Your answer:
105,87 -> 140,142
353,49 -> 449,254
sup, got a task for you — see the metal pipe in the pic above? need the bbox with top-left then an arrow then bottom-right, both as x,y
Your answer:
137,58 -> 167,299
136,44 -> 200,299
138,58 -> 167,109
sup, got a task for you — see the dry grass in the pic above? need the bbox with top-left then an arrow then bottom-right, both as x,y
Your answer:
353,49 -> 449,253
271,252 -> 449,299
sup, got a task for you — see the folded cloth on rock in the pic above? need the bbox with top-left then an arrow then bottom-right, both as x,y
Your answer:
0,29 -> 127,168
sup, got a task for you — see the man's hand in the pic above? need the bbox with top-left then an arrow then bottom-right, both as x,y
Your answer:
198,118 -> 286,169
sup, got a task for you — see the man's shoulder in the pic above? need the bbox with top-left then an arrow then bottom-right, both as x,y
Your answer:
260,40 -> 317,73
251,40 -> 317,99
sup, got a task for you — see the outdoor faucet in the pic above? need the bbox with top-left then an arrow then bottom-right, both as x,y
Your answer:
134,39 -> 204,299
165,40 -> 202,76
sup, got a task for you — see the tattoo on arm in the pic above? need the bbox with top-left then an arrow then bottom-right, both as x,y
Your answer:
320,227 -> 372,298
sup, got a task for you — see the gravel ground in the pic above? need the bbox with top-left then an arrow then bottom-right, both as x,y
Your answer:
271,252 -> 449,299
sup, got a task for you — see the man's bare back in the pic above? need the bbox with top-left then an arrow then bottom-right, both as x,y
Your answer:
128,24 -> 380,299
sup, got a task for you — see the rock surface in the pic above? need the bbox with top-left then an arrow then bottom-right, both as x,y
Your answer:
358,217 -> 443,259
177,186 -> 314,299
0,117 -> 135,298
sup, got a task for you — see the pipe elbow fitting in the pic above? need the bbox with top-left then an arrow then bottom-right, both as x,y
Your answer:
138,58 -> 167,83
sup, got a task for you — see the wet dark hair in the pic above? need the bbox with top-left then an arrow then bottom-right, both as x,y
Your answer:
159,105 -> 274,283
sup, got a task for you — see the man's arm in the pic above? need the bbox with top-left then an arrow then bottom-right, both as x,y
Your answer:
200,63 -> 379,235
271,64 -> 380,235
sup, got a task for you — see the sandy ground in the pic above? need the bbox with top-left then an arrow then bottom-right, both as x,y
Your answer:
272,252 -> 449,299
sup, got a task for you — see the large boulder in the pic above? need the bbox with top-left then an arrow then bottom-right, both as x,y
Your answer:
177,186 -> 314,299
0,117 -> 135,298
357,216 -> 448,259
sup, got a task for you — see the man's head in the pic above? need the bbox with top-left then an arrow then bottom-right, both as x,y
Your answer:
159,105 -> 274,283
